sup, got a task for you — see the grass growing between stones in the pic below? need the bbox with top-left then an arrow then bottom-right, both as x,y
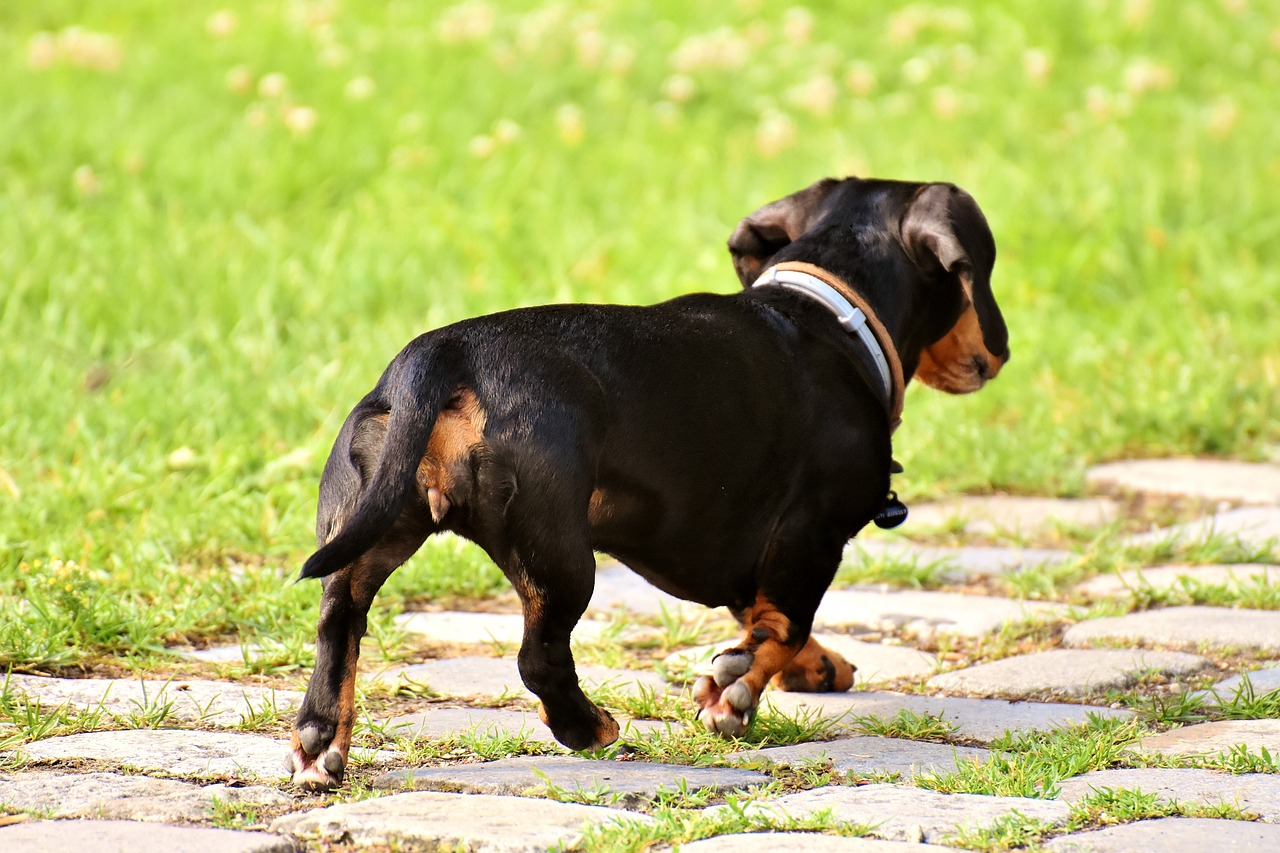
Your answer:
919,716 -> 1143,798
562,795 -> 874,853
849,709 -> 959,743
947,786 -> 1254,852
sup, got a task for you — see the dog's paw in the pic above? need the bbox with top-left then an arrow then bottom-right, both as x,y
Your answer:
285,726 -> 346,791
692,650 -> 758,738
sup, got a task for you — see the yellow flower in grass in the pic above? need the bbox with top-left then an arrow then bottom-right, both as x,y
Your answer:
755,110 -> 795,158
205,10 -> 238,38
556,104 -> 585,146
283,105 -> 319,136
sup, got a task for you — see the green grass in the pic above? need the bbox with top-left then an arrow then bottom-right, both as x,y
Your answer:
1,1 -> 1277,666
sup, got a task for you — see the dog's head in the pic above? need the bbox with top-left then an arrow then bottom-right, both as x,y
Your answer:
727,177 -> 1009,394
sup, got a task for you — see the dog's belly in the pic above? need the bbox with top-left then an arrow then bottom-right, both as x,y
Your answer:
599,552 -> 750,611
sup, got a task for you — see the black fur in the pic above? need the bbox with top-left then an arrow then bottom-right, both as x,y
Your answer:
286,176 -> 1009,788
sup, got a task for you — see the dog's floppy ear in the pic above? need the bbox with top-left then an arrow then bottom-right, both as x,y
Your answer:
727,179 -> 839,287
900,183 -> 1009,393
900,183 -> 1008,357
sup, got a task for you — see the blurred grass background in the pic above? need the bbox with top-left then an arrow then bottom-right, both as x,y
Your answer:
0,1 -> 1276,664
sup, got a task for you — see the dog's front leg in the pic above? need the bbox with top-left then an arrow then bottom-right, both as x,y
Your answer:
693,593 -> 809,737
694,541 -> 851,737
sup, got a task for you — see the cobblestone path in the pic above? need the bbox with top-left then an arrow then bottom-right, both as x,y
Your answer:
3,459 -> 1280,851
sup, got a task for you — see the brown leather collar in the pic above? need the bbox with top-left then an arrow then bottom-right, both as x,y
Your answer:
762,261 -> 905,430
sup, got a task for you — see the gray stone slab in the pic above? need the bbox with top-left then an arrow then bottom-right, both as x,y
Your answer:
728,783 -> 1070,844
0,820 -> 293,853
368,655 -> 669,699
0,769 -> 291,822
730,735 -> 990,778
395,610 -> 619,645
381,705 -> 667,743
1056,768 -> 1280,821
1064,606 -> 1280,652
1077,564 -> 1280,598
662,635 -> 937,686
14,729 -> 390,780
3,674 -> 302,726
927,649 -> 1210,698
883,496 -> 1121,537
1128,720 -> 1280,760
1086,459 -> 1280,505
847,541 -> 1072,583
674,834 -> 956,852
176,641 -> 315,665
1125,508 -> 1280,551
1199,666 -> 1280,700
589,561 -> 701,617
815,588 -> 1069,639
271,790 -> 644,851
374,754 -> 769,803
1045,816 -> 1280,852
763,690 -> 1132,744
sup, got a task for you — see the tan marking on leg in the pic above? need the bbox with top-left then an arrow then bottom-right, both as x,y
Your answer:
733,593 -> 801,696
772,635 -> 856,693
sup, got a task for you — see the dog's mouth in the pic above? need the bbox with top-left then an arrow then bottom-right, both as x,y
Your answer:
917,345 -> 1008,394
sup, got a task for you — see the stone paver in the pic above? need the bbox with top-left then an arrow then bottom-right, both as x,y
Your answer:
763,690 -> 1132,744
1045,816 -> 1280,851
848,541 -> 1072,583
927,649 -> 1210,698
881,496 -> 1120,537
271,790 -> 643,852
1077,564 -> 1280,598
1125,507 -> 1280,551
14,729 -> 389,780
1198,665 -> 1280,699
368,655 -> 669,700
815,588 -> 1069,639
395,610 -> 620,645
729,783 -> 1070,844
730,735 -> 990,777
0,820 -> 293,853
3,674 -> 302,727
1086,458 -> 1280,505
1127,720 -> 1280,761
1056,768 -> 1280,821
673,834 -> 956,852
381,705 -> 666,744
374,754 -> 769,802
589,562 -> 702,617
1063,606 -> 1280,652
0,769 -> 291,822
662,634 -> 937,685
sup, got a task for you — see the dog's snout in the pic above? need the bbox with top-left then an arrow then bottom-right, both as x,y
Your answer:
972,355 -> 989,380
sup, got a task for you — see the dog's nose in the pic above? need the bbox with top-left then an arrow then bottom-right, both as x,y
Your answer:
972,355 -> 989,380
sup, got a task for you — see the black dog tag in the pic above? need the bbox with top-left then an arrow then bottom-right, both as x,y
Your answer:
874,491 -> 908,529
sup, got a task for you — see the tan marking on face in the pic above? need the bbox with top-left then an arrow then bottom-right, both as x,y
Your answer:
414,387 -> 487,509
915,305 -> 1007,394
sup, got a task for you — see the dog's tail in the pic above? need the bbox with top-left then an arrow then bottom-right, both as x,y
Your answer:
298,338 -> 466,581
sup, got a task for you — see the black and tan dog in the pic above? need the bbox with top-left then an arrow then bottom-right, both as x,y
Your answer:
284,176 -> 1009,789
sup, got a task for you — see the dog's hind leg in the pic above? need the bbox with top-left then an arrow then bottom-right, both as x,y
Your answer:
287,517 -> 426,790
473,459 -> 619,752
